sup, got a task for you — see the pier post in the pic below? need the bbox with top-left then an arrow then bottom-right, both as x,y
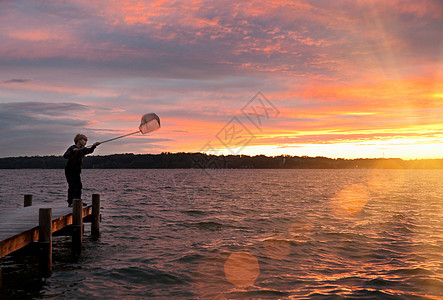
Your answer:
24,194 -> 33,207
91,194 -> 100,239
39,208 -> 52,276
72,199 -> 83,258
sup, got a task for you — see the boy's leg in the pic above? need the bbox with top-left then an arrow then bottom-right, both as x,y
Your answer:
72,174 -> 83,201
67,185 -> 74,206
66,171 -> 74,206
66,172 -> 82,207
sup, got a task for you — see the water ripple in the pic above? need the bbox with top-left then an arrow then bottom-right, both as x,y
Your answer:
1,169 -> 443,299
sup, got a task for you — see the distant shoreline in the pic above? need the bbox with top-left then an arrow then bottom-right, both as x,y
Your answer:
1,153 -> 443,169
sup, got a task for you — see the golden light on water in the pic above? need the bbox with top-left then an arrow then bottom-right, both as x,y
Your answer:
224,252 -> 260,287
367,160 -> 405,195
331,184 -> 369,215
288,221 -> 314,242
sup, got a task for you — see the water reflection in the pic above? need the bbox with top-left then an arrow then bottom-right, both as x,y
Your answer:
288,221 -> 314,243
263,236 -> 291,260
2,169 -> 443,298
367,162 -> 406,195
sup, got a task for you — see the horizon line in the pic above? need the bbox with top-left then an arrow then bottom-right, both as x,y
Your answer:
1,152 -> 443,161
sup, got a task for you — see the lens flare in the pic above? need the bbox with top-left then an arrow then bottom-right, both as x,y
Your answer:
331,184 -> 368,215
224,252 -> 260,287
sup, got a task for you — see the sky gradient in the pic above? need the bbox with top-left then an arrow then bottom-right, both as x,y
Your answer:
1,0 -> 442,159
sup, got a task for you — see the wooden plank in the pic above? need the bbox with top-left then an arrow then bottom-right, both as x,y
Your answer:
0,206 -> 75,220
0,205 -> 92,258
0,229 -> 39,258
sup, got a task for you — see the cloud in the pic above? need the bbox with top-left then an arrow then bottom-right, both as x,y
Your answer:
1,101 -> 79,120
0,102 -> 92,156
1,79 -> 32,84
0,1 -> 441,158
0,101 -> 172,157
3,0 -> 438,79
0,0 -> 439,89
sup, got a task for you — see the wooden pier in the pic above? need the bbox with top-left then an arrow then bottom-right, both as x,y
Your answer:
0,194 -> 101,284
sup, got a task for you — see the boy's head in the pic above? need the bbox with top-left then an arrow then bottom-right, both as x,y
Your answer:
74,133 -> 88,144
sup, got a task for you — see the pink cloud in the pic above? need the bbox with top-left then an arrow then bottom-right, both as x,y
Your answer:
0,0 -> 442,158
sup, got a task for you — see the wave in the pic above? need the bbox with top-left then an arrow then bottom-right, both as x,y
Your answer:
181,220 -> 230,231
99,266 -> 186,285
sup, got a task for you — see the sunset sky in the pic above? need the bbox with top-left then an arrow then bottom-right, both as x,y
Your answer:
0,0 -> 442,159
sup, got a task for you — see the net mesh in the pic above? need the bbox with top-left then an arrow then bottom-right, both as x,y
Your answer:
139,113 -> 161,134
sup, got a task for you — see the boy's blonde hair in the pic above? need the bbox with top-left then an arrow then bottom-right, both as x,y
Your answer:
74,133 -> 88,144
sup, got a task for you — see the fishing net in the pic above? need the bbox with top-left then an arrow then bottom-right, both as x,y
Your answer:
139,113 -> 161,134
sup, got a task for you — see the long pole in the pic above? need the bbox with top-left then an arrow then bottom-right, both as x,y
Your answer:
99,130 -> 140,144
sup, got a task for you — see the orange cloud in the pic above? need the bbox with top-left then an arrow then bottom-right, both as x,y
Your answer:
8,29 -> 69,42
298,77 -> 443,108
108,0 -> 170,25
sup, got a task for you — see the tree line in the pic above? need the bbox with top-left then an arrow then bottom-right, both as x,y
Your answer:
1,153 -> 442,169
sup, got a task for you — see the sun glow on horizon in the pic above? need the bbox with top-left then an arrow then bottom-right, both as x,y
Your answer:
195,137 -> 443,160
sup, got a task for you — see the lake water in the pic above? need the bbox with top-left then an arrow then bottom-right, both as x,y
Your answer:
1,169 -> 443,299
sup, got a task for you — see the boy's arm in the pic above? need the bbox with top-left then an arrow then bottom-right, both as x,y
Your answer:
83,142 -> 100,155
63,146 -> 74,158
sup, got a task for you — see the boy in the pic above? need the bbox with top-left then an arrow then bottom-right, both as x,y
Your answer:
63,134 -> 100,207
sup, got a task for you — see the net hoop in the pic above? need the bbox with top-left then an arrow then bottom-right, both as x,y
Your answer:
139,113 -> 161,134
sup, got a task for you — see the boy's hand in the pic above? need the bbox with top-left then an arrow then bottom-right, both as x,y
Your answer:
93,142 -> 101,147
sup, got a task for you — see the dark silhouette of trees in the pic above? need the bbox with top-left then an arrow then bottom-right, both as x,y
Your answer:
0,153 -> 442,169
